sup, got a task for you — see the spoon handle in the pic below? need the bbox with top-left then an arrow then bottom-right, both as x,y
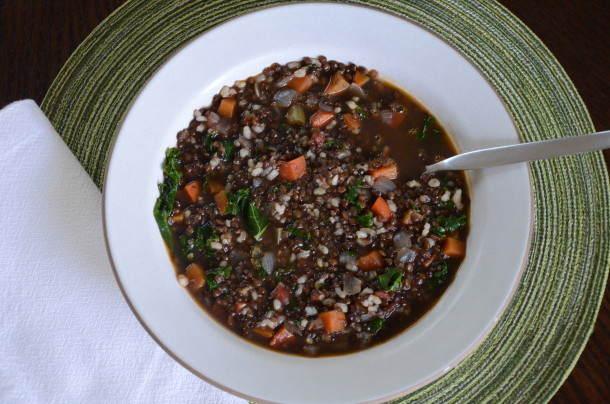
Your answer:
426,130 -> 610,173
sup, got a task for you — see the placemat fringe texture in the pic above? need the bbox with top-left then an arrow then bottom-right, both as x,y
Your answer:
41,0 -> 610,402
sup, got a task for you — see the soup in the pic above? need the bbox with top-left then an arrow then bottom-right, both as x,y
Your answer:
154,56 -> 469,356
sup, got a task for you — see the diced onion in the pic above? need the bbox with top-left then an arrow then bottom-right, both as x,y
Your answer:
273,89 -> 298,107
343,276 -> 362,296
339,252 -> 356,264
396,247 -> 417,264
319,101 -> 333,112
276,75 -> 291,87
261,252 -> 275,274
372,177 -> 397,194
380,109 -> 394,125
238,136 -> 252,149
393,231 -> 412,249
215,118 -> 231,135
207,111 -> 220,127
349,83 -> 366,98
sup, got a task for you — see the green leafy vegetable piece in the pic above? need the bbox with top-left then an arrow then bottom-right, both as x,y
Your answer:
204,132 -> 218,153
369,318 -> 385,331
427,260 -> 450,290
204,274 -> 219,290
378,268 -> 402,291
180,224 -> 218,261
153,148 -> 182,249
323,139 -> 345,150
226,188 -> 252,215
438,200 -> 455,209
356,212 -> 374,227
355,105 -> 368,120
345,178 -> 364,211
285,224 -> 311,240
432,214 -> 466,237
256,263 -> 266,280
221,139 -> 235,160
245,202 -> 268,240
287,299 -> 298,310
203,265 -> 233,290
346,250 -> 357,258
217,265 -> 233,278
417,117 -> 435,140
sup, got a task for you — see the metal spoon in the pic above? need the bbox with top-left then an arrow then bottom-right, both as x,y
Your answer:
425,130 -> 610,173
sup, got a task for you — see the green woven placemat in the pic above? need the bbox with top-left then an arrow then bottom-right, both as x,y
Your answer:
42,0 -> 609,402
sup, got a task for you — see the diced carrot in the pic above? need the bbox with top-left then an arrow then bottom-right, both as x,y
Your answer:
319,310 -> 347,333
207,179 -> 224,195
370,164 -> 398,181
252,327 -> 274,339
214,190 -> 229,214
272,284 -> 291,306
324,72 -> 350,95
371,196 -> 392,222
353,71 -> 370,87
287,75 -> 313,94
235,302 -> 248,311
388,111 -> 405,128
357,250 -> 384,270
442,237 -> 466,258
279,156 -> 307,181
184,181 -> 201,203
343,114 -> 362,131
310,110 -> 335,128
217,98 -> 236,118
185,263 -> 205,292
269,326 -> 296,348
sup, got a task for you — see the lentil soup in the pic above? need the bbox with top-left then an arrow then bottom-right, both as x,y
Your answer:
154,56 -> 469,356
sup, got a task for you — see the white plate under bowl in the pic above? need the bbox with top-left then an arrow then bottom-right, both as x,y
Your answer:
103,3 -> 532,403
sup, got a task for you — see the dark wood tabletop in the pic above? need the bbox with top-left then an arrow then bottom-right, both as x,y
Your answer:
1,1 -> 608,402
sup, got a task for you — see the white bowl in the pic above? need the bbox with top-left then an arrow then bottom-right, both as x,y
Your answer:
103,3 -> 532,403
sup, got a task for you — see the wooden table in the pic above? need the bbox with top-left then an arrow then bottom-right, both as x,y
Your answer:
1,1 -> 607,402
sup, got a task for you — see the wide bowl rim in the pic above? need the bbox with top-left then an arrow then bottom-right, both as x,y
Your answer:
102,3 -> 533,403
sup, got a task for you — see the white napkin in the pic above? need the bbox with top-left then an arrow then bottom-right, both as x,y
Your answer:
0,100 -> 246,404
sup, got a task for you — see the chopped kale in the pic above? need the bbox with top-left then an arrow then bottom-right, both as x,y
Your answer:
226,188 -> 252,215
245,202 -> 268,240
378,268 -> 402,291
356,212 -> 374,227
417,117 -> 435,140
427,261 -> 450,290
153,148 -> 182,249
286,224 -> 312,240
432,214 -> 466,237
369,318 -> 385,331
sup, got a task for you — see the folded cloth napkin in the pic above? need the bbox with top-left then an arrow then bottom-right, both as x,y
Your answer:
0,100 -> 246,404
